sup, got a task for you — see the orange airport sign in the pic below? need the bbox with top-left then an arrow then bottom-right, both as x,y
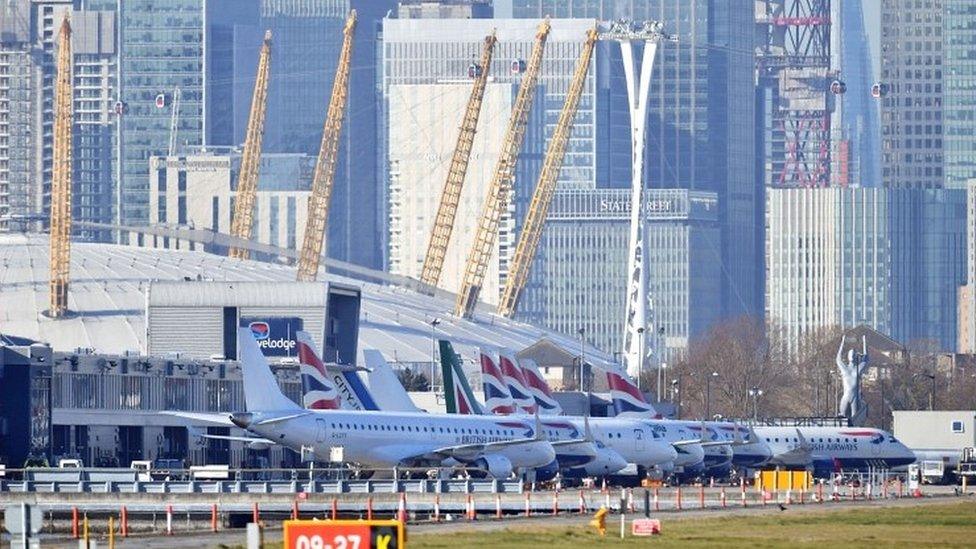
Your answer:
283,519 -> 405,549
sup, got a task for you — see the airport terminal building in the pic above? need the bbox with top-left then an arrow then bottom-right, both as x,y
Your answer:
0,234 -> 616,468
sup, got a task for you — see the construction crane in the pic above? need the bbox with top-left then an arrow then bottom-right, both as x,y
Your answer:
229,30 -> 273,260
418,31 -> 498,290
455,20 -> 550,318
167,87 -> 181,157
496,26 -> 598,318
48,16 -> 73,318
296,10 -> 356,282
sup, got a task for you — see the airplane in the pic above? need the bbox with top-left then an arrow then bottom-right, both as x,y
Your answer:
515,355 -> 711,479
169,329 -> 558,479
304,335 -> 625,477
755,425 -> 916,477
603,368 -> 771,477
440,341 -> 680,479
600,362 -> 913,477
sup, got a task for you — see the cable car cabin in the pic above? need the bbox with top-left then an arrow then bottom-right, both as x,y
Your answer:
830,80 -> 847,94
155,93 -> 168,108
511,58 -> 526,74
871,82 -> 889,98
468,63 -> 483,79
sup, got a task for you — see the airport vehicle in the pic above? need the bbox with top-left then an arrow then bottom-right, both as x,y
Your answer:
439,341 -> 681,479
170,329 -> 557,480
58,459 -> 82,468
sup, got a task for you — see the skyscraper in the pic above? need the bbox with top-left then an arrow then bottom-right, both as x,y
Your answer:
766,187 -> 966,351
115,0 -> 208,228
879,0 -> 944,189
943,1 -> 976,189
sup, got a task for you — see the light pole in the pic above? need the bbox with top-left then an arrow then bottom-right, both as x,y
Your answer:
656,327 -> 665,402
671,379 -> 679,418
578,327 -> 586,392
636,327 -> 645,392
429,318 -> 441,391
660,362 -> 668,403
705,371 -> 719,419
925,372 -> 936,411
749,386 -> 763,421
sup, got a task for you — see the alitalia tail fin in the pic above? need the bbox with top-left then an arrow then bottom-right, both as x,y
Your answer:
439,339 -> 484,415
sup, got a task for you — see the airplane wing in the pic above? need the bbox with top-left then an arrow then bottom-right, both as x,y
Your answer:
672,438 -> 704,447
161,411 -> 234,426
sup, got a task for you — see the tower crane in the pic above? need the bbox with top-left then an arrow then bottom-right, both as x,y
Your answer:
229,30 -> 273,260
455,20 -> 550,318
496,26 -> 598,318
296,10 -> 356,282
418,31 -> 498,290
49,16 -> 73,317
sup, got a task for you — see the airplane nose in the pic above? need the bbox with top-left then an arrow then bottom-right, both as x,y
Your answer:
230,412 -> 253,429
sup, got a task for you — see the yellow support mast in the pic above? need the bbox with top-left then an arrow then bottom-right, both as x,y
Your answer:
418,31 -> 498,290
296,10 -> 356,282
497,26 -> 598,318
455,20 -> 550,318
48,16 -> 73,318
229,30 -> 273,260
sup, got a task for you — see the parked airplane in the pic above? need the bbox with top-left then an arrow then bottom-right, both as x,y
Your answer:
440,341 -> 679,478
170,329 -> 558,479
516,356 -> 710,478
756,425 -> 916,476
604,368 -> 770,476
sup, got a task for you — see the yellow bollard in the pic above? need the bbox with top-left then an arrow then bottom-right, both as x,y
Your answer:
589,506 -> 608,537
109,516 -> 115,549
963,475 -> 968,493
83,513 -> 90,544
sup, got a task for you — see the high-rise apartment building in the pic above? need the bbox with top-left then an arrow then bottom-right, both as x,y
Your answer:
0,2 -> 33,231
879,0 -> 944,189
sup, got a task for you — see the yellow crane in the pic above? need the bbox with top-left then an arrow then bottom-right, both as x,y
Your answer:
455,20 -> 550,318
229,30 -> 273,260
48,16 -> 73,318
296,10 -> 356,282
418,31 -> 498,289
497,26 -> 598,318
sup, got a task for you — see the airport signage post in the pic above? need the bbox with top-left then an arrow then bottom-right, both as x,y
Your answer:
283,519 -> 404,549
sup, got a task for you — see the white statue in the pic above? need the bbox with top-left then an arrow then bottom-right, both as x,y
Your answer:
836,335 -> 869,424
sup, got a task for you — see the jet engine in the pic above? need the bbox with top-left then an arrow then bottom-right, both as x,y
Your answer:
473,454 -> 514,479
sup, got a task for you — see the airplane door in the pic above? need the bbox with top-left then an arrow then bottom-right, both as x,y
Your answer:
634,428 -> 646,453
316,418 -> 327,444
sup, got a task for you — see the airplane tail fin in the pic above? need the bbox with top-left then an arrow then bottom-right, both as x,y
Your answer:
296,331 -> 342,410
518,358 -> 562,415
239,328 -> 301,412
479,349 -> 518,415
363,349 -> 421,413
498,351 -> 537,414
439,339 -> 484,415
605,367 -> 659,417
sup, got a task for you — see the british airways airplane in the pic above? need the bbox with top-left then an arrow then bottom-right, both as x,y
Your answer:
170,329 -> 557,479
755,425 -> 916,476
603,368 -> 772,477
516,357 -> 710,478
440,341 -> 680,478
